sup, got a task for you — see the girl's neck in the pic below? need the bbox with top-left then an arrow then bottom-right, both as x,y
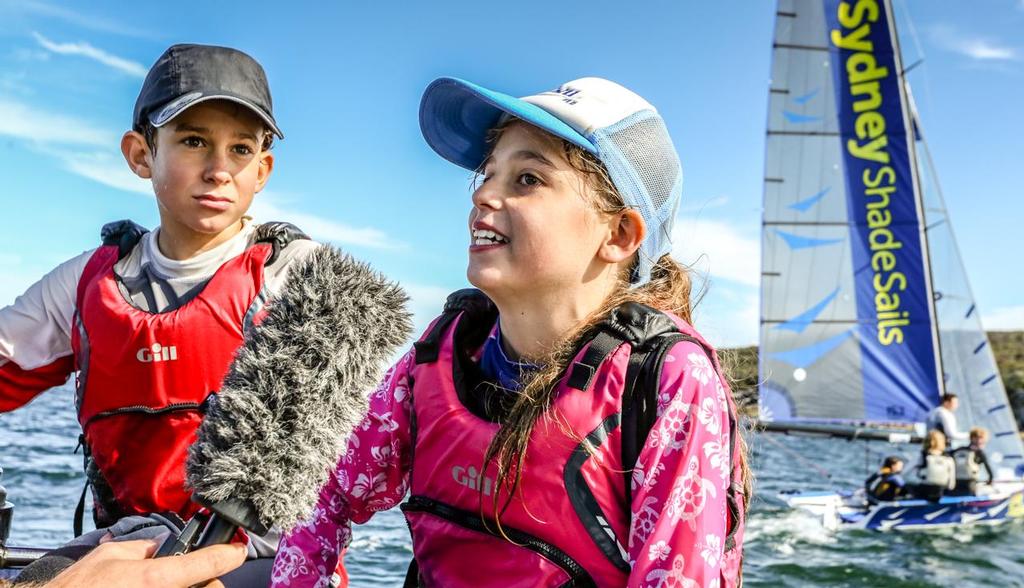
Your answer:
494,282 -> 613,362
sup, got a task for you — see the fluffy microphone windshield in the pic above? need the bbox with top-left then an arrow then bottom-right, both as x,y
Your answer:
186,245 -> 412,533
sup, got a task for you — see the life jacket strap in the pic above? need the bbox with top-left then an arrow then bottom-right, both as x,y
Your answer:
413,289 -> 496,364
100,220 -> 149,260
566,331 -> 623,391
73,433 -> 90,537
253,221 -> 310,266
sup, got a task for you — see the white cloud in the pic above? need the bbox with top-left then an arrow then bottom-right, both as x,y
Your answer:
672,217 -> 760,287
51,149 -> 151,196
691,285 -> 759,348
0,99 -> 398,249
983,305 -> 1024,331
929,25 -> 1018,61
958,40 -> 1016,61
0,264 -> 44,308
403,283 -> 451,338
4,1 -> 152,38
32,31 -> 147,77
250,194 -> 399,250
680,195 -> 729,214
0,99 -> 114,146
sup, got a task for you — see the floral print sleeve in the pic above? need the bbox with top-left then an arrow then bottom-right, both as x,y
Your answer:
271,349 -> 416,587
627,338 -> 742,588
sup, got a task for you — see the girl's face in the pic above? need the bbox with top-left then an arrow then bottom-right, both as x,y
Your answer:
467,123 -> 612,302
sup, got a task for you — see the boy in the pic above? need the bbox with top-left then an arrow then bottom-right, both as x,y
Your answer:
0,44 -> 333,585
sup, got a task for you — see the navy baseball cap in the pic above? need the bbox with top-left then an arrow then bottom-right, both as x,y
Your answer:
133,44 -> 283,139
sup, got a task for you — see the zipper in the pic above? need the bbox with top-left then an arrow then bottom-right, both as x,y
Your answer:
83,401 -> 207,428
401,495 -> 596,588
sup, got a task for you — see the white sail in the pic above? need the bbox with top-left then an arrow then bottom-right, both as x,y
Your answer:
759,0 -> 1021,475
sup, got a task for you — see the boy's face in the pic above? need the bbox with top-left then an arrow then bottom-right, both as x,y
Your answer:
125,100 -> 273,247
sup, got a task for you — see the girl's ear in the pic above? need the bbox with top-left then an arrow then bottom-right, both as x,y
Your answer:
598,208 -> 646,264
121,131 -> 153,179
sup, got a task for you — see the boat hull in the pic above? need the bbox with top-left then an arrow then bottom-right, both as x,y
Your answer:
781,483 -> 1024,531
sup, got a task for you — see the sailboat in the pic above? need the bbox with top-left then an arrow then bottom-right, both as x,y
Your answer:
757,0 -> 1024,530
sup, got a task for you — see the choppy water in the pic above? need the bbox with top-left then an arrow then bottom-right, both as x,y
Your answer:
2,387 -> 1022,587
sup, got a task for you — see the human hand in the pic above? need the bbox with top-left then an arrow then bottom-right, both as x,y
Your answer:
43,534 -> 246,588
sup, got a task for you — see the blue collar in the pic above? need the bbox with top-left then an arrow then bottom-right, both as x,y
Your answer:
478,324 -> 537,391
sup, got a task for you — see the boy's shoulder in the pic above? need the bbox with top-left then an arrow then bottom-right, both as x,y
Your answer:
252,222 -> 321,266
253,222 -> 323,293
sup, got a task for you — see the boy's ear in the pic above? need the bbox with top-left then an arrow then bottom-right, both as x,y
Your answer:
598,208 -> 646,264
255,150 -> 274,193
121,131 -> 152,179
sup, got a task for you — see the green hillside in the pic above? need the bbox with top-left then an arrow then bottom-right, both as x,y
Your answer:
722,331 -> 1024,424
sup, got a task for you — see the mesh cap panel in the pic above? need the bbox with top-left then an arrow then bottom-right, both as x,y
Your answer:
591,110 -> 683,286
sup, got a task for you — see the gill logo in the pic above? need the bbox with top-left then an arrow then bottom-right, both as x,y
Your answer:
452,465 -> 493,496
136,343 -> 178,363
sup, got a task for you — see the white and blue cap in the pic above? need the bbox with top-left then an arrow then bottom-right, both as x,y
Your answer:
420,77 -> 683,286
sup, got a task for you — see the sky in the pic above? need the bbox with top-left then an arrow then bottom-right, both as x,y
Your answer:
0,0 -> 1022,347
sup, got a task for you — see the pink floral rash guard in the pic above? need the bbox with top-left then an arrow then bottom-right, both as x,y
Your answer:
271,325 -> 744,588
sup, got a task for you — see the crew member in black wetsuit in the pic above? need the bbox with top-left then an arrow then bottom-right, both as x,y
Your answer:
950,427 -> 995,496
865,456 -> 908,502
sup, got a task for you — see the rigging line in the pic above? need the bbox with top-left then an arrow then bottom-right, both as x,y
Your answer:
895,0 -> 934,115
767,130 -> 839,136
773,42 -> 830,52
901,59 -> 924,76
758,431 -> 837,485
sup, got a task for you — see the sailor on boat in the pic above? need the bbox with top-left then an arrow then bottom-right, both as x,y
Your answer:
864,456 -> 907,502
0,44 -> 347,585
950,427 -> 995,496
914,430 -> 956,501
925,393 -> 969,448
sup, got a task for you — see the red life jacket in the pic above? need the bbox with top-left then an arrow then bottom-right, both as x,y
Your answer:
71,220 -> 305,524
401,290 -> 742,587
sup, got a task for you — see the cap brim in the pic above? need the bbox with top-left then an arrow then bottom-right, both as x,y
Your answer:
419,77 -> 597,172
148,92 -> 284,140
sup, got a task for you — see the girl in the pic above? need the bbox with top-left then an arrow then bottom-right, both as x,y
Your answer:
916,430 -> 955,501
271,77 -> 750,587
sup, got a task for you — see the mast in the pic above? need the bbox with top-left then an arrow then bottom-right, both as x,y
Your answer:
886,0 -> 947,403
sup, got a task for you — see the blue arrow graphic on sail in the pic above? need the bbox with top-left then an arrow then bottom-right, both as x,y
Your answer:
774,288 -> 840,334
767,329 -> 854,369
792,88 -> 819,105
788,187 -> 830,212
775,230 -> 843,250
782,110 -> 822,124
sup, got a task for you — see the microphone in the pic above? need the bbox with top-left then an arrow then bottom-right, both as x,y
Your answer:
165,245 -> 411,553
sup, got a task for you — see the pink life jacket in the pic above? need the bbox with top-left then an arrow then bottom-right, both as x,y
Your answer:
71,220 -> 306,526
400,290 -> 742,587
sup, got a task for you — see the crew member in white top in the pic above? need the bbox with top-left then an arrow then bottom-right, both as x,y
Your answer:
925,392 -> 968,448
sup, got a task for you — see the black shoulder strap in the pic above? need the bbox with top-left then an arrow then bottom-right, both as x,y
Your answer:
413,289 -> 496,364
254,221 -> 310,266
566,302 -> 680,393
100,219 -> 148,260
619,331 -> 743,552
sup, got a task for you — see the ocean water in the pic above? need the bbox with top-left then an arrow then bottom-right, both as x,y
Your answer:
2,386 -> 1022,587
